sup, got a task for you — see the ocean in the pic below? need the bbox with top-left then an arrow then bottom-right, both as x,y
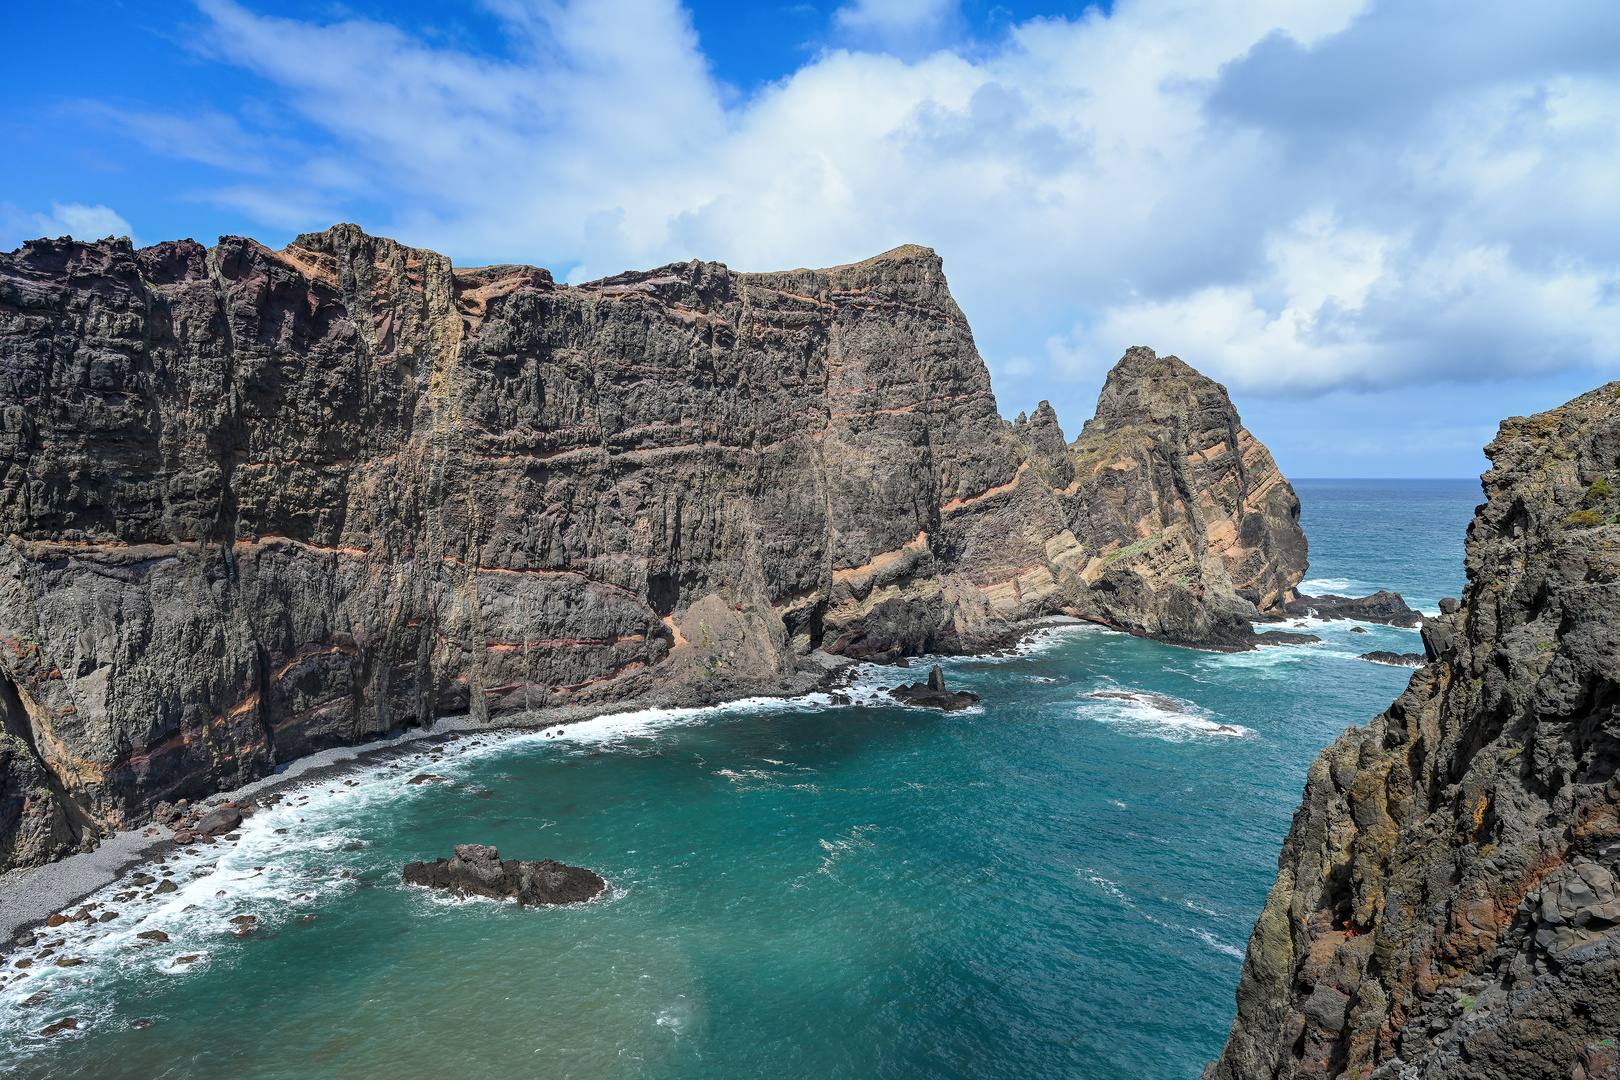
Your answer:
0,478 -> 1482,1080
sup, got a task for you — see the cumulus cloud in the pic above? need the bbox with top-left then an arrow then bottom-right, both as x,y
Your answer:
93,0 -> 1620,413
1,202 -> 136,249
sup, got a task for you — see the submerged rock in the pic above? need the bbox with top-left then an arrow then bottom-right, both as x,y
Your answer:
403,844 -> 605,905
888,665 -> 981,711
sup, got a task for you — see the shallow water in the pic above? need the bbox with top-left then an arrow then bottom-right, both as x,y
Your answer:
1,479 -> 1481,1079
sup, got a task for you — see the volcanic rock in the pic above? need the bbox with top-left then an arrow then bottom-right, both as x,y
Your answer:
402,843 -> 605,905
1253,630 -> 1321,646
194,807 -> 241,836
1206,382 -> 1620,1080
888,665 -> 980,711
1282,589 -> 1422,627
1052,351 -> 1309,651
1358,651 -> 1426,667
0,228 -> 1307,871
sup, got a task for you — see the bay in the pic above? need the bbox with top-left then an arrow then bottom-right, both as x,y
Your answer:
0,478 -> 1481,1079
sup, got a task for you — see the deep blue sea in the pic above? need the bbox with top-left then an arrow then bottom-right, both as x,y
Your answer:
0,479 -> 1481,1080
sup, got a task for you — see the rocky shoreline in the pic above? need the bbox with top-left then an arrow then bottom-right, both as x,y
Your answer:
0,646 -> 859,948
1,617 -> 1099,948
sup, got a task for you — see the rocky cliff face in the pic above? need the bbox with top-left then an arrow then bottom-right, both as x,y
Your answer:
1208,384 -> 1620,1080
1050,347 -> 1307,647
0,226 -> 1306,869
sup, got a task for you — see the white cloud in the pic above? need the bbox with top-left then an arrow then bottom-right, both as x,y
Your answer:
89,0 -> 1620,410
1,202 -> 135,249
836,0 -> 957,30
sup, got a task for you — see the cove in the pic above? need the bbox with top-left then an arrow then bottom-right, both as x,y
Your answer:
1,479 -> 1479,1080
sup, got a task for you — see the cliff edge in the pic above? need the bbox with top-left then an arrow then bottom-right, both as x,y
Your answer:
1208,383 -> 1620,1080
0,226 -> 1305,870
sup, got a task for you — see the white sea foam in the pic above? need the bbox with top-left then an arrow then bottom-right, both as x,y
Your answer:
1077,686 -> 1253,740
1300,577 -> 1360,594
1189,928 -> 1245,958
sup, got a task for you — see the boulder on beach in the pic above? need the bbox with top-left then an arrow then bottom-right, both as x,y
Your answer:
195,806 -> 242,836
888,665 -> 981,711
402,844 -> 605,905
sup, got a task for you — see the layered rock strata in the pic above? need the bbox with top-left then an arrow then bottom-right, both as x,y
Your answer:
0,227 -> 1306,870
1208,383 -> 1620,1080
1047,348 -> 1309,649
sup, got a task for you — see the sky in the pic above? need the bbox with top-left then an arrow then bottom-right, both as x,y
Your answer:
5,0 -> 1620,478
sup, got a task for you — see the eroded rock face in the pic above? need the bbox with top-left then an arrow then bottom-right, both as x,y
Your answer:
1049,347 -> 1309,649
0,227 -> 1306,869
403,844 -> 604,905
1207,383 -> 1620,1080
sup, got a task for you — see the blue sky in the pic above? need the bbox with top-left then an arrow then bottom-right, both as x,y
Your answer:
5,0 -> 1619,477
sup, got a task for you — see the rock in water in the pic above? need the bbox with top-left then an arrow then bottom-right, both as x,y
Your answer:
403,844 -> 605,905
194,806 -> 242,836
1282,588 -> 1423,627
1206,382 -> 1620,1080
0,231 -> 1306,872
1358,650 -> 1426,667
1253,630 -> 1321,646
889,665 -> 981,711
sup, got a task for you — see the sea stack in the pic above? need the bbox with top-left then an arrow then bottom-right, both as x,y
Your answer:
1206,383 -> 1620,1080
0,227 -> 1307,871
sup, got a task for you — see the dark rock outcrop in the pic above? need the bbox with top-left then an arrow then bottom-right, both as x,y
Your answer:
1284,590 -> 1424,627
1256,631 -> 1322,646
1359,651 -> 1427,668
1207,383 -> 1620,1080
403,843 -> 604,905
0,228 -> 1307,870
888,663 -> 980,710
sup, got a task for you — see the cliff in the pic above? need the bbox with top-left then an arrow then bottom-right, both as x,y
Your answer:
1208,384 -> 1620,1080
1052,348 -> 1308,647
0,226 -> 1305,870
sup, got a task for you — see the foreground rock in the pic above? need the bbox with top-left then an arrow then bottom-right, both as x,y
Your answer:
0,226 -> 1307,871
403,844 -> 604,905
888,665 -> 981,711
1207,382 -> 1620,1079
1282,589 -> 1423,627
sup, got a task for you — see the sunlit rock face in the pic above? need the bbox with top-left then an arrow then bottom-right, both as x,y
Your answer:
1208,384 -> 1620,1080
0,226 -> 1305,868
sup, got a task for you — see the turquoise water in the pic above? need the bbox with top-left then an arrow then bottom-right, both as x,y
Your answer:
1,480 -> 1482,1080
